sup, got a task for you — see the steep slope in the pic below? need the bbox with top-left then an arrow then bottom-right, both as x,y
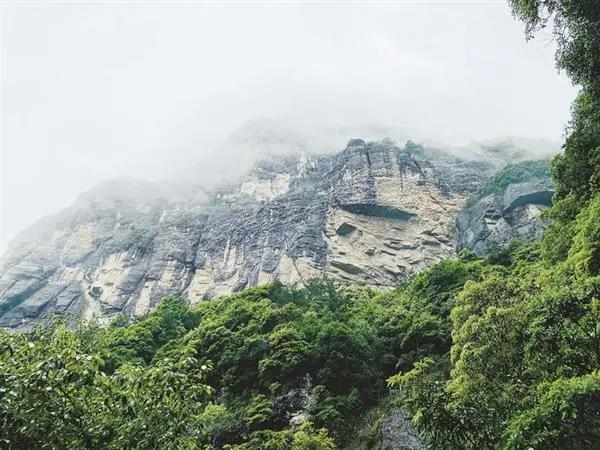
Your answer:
456,160 -> 554,254
0,138 -> 552,329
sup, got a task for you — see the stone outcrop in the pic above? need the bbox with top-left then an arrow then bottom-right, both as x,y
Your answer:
0,138 -> 551,329
381,408 -> 427,450
456,179 -> 554,255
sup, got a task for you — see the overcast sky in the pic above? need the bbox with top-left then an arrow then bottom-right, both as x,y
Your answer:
1,0 -> 577,252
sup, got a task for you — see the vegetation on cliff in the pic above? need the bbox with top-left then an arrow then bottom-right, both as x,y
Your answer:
390,2 -> 600,449
464,159 -> 550,208
0,269 -> 474,448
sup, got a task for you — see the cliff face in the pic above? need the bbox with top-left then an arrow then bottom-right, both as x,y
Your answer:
0,138 -> 551,329
456,179 -> 554,255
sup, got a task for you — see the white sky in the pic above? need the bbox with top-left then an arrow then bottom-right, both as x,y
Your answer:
1,0 -> 577,252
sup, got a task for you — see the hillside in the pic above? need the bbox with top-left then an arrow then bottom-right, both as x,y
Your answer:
2,0 -> 600,448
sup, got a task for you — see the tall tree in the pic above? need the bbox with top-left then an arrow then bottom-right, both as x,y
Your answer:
510,0 -> 600,204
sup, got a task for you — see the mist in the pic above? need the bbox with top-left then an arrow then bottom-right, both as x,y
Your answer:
1,1 -> 577,252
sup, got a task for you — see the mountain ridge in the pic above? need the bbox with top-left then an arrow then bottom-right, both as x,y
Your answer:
0,136 -> 555,330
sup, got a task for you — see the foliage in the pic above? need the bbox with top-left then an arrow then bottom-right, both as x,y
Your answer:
228,422 -> 335,450
102,296 -> 200,372
502,372 -> 600,450
390,227 -> 600,449
551,91 -> 600,204
509,0 -> 600,95
4,205 -> 598,449
0,267 -> 481,448
385,6 -> 600,446
465,159 -> 550,208
510,0 -> 600,203
0,322 -> 212,449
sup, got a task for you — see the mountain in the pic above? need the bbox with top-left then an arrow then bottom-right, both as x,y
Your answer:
0,136 -> 555,330
173,118 -> 420,186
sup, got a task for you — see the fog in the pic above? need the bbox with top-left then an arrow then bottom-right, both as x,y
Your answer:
1,1 -> 577,252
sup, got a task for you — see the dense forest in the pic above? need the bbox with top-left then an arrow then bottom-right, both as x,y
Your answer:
0,247 -> 545,449
1,0 -> 599,448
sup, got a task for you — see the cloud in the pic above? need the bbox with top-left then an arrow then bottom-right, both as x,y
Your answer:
1,1 -> 576,252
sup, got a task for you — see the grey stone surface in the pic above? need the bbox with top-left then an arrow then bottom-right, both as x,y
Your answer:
382,408 -> 427,450
0,138 -> 550,329
456,179 -> 554,255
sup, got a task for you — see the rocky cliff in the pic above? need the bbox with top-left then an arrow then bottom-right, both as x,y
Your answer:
0,138 -> 553,329
456,179 -> 554,254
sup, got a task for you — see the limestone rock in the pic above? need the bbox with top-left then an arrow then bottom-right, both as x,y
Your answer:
381,408 -> 427,450
0,138 -> 549,329
456,179 -> 554,255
